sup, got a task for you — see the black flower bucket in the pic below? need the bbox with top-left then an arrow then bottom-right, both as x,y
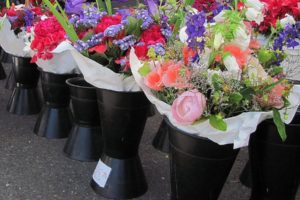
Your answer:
152,119 -> 170,153
34,70 -> 78,139
90,88 -> 151,199
6,56 -> 42,115
166,119 -> 239,200
64,77 -> 102,162
249,113 -> 300,200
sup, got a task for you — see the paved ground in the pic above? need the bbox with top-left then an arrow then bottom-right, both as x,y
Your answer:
0,61 -> 252,200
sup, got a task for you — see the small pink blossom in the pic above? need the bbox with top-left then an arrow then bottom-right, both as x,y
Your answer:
171,90 -> 206,125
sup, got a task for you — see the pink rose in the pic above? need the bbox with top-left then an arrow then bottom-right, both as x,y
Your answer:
171,90 -> 206,125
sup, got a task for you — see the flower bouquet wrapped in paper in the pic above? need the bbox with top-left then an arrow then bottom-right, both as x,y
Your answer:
130,0 -> 300,148
0,0 -> 47,57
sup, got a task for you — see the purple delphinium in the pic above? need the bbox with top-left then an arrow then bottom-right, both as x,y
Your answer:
136,9 -> 154,30
273,23 -> 300,51
24,9 -> 34,27
186,12 -> 206,52
104,24 -> 125,37
69,6 -> 107,28
145,0 -> 159,16
160,14 -> 172,39
113,35 -> 137,51
65,0 -> 86,15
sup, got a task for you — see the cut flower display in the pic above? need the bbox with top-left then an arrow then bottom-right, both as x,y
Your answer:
130,0 -> 300,148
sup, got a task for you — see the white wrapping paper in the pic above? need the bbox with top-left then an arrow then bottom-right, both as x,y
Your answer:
129,48 -> 300,149
69,45 -> 140,91
0,15 -> 31,57
34,42 -> 81,74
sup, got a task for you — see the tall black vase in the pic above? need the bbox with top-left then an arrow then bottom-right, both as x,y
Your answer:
152,119 -> 170,153
34,70 -> 78,139
90,89 -> 151,199
5,69 -> 16,90
166,119 -> 239,200
64,77 -> 102,162
0,48 -> 6,80
249,114 -> 300,200
6,56 -> 42,115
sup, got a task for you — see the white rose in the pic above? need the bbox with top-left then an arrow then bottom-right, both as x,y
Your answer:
179,26 -> 188,43
245,0 -> 264,11
223,55 -> 241,73
246,8 -> 264,25
231,26 -> 251,50
280,14 -> 296,27
214,32 -> 224,49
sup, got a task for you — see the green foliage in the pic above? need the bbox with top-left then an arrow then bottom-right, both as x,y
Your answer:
273,109 -> 287,141
258,49 -> 273,64
184,0 -> 195,6
229,92 -> 243,104
125,16 -> 142,37
209,114 -> 227,131
138,63 -> 151,77
211,73 -> 223,91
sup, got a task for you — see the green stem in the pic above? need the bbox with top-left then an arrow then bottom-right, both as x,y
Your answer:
96,0 -> 106,12
105,0 -> 112,15
234,0 -> 237,10
6,0 -> 10,8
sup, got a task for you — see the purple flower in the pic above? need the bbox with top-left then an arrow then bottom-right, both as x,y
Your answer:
104,24 -> 125,37
113,35 -> 137,51
24,9 -> 34,27
273,22 -> 300,51
161,14 -> 172,39
136,9 -> 154,30
65,0 -> 86,15
116,9 -> 133,20
145,0 -> 159,16
148,43 -> 165,55
186,12 -> 206,51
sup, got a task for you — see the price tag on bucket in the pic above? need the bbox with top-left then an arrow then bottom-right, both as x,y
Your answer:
92,160 -> 112,188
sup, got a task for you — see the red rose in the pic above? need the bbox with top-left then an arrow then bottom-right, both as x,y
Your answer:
95,15 -> 122,33
140,24 -> 166,46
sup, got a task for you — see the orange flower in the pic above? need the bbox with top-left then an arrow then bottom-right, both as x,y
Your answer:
249,39 -> 260,49
223,44 -> 251,69
144,71 -> 163,91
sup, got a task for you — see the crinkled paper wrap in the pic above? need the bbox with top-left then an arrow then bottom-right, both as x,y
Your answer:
130,48 -> 300,149
0,15 -> 30,57
69,45 -> 140,91
34,42 -> 81,74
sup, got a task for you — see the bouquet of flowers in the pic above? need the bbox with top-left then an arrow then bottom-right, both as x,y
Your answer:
130,0 -> 300,148
37,0 -> 190,90
0,0 -> 47,56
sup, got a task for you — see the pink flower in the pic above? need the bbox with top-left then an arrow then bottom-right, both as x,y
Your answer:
171,90 -> 206,125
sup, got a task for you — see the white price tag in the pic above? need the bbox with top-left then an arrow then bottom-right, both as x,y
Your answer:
92,160 -> 112,188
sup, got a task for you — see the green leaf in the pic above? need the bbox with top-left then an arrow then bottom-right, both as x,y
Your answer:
273,109 -> 287,141
95,0 -> 106,12
258,49 -> 273,64
229,92 -> 243,104
138,63 -> 151,77
208,52 -> 217,66
105,0 -> 112,15
261,78 -> 285,93
125,16 -> 142,36
6,0 -> 10,8
184,0 -> 195,6
209,115 -> 227,131
211,73 -> 222,91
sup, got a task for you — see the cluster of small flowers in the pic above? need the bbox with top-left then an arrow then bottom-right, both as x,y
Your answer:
149,43 -> 165,55
104,24 -> 125,37
136,9 -> 154,30
24,9 -> 34,27
69,8 -> 107,28
160,15 -> 172,39
186,12 -> 206,52
273,22 -> 300,51
113,35 -> 137,51
74,33 -> 104,52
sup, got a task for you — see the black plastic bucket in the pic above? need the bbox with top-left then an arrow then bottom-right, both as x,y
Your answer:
166,119 -> 239,200
90,88 -> 150,199
34,70 -> 77,139
64,77 -> 102,162
249,113 -> 300,200
152,119 -> 170,153
6,56 -> 42,115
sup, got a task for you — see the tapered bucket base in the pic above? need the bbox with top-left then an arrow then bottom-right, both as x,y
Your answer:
0,62 -> 6,80
239,161 -> 252,188
34,105 -> 72,139
7,86 -> 42,115
91,154 -> 147,199
152,119 -> 170,153
64,124 -> 102,162
5,69 -> 15,90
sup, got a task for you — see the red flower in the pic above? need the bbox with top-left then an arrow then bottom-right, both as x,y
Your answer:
30,17 -> 66,62
140,24 -> 166,46
95,15 -> 122,33
134,45 -> 149,60
88,44 -> 107,54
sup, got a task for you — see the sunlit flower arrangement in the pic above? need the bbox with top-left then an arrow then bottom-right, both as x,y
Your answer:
133,0 -> 300,140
